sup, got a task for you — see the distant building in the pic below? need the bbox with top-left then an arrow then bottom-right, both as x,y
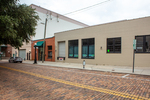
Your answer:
12,4 -> 88,61
55,16 -> 150,67
0,45 -> 12,59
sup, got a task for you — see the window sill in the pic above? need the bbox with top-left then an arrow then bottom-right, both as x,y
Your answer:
68,57 -> 78,59
107,52 -> 121,53
135,52 -> 150,53
81,57 -> 95,59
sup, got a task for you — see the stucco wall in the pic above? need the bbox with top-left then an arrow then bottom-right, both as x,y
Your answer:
55,17 -> 150,67
12,40 -> 32,59
32,11 -> 87,40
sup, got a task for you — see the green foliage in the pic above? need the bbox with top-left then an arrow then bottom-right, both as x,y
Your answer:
0,0 -> 39,49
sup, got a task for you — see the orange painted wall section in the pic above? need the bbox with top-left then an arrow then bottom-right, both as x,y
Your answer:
31,37 -> 55,62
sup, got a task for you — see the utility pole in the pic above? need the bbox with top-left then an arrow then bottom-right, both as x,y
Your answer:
42,18 -> 47,63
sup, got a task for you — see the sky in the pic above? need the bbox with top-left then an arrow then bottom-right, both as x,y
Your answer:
19,0 -> 150,26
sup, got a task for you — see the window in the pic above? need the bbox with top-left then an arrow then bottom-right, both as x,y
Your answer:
2,51 -> 5,57
135,35 -> 150,53
82,38 -> 95,59
68,40 -> 78,58
48,51 -> 52,58
107,37 -> 121,53
48,46 -> 52,50
48,46 -> 52,59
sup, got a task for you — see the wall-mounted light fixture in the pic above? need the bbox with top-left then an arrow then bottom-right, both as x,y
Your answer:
46,11 -> 48,17
29,50 -> 31,53
57,15 -> 59,22
100,46 -> 102,50
50,12 -> 52,20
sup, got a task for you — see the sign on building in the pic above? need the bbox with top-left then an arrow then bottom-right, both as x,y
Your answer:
133,39 -> 136,50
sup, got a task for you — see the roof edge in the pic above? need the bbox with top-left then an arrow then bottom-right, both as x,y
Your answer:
30,4 -> 89,27
32,36 -> 55,41
55,16 -> 150,34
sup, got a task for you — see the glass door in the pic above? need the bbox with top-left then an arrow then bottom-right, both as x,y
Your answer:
38,47 -> 43,61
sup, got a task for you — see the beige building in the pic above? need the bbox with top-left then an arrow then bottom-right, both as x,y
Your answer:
55,16 -> 150,67
12,40 -> 32,60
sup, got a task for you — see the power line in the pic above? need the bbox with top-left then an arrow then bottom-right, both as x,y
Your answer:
63,0 -> 111,16
41,0 -> 112,22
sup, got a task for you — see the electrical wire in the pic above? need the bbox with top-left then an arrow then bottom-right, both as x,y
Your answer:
63,0 -> 111,16
41,0 -> 112,22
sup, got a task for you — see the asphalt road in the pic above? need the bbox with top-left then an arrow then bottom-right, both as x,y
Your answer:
0,61 -> 150,100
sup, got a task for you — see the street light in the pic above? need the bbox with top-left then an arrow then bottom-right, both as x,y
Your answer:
42,18 -> 48,63
33,43 -> 37,64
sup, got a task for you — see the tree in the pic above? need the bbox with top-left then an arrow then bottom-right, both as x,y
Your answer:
0,0 -> 39,49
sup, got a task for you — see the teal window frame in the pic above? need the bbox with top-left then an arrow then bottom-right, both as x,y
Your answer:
68,40 -> 78,58
82,38 -> 95,59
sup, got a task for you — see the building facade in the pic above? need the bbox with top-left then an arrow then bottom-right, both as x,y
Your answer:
0,45 -> 12,59
12,41 -> 32,60
12,4 -> 88,61
31,37 -> 55,61
55,17 -> 150,67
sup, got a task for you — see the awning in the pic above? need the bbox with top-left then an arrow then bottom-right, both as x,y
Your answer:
34,41 -> 44,47
1,44 -> 7,47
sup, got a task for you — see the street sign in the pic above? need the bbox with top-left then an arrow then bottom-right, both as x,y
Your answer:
133,39 -> 136,49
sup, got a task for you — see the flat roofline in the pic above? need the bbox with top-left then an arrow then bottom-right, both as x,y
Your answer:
32,36 -> 55,41
55,16 -> 150,34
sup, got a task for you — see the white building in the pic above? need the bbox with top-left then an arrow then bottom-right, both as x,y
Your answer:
12,4 -> 88,60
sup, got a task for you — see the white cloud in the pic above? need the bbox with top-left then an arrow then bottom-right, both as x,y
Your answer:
19,0 -> 150,25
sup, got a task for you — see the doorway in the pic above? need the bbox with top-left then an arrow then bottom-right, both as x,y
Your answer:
38,47 -> 45,61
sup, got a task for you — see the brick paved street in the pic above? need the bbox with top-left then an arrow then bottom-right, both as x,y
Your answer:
0,61 -> 150,100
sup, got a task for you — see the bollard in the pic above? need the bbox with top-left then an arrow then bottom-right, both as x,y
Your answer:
83,60 -> 85,69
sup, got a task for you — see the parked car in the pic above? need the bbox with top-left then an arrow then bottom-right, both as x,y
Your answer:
9,57 -> 23,63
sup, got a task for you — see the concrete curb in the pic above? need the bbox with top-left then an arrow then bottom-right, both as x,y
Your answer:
23,61 -> 150,76
1,60 -> 150,76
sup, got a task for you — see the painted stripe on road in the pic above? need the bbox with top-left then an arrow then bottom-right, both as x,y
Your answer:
122,74 -> 130,78
0,65 -> 149,100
